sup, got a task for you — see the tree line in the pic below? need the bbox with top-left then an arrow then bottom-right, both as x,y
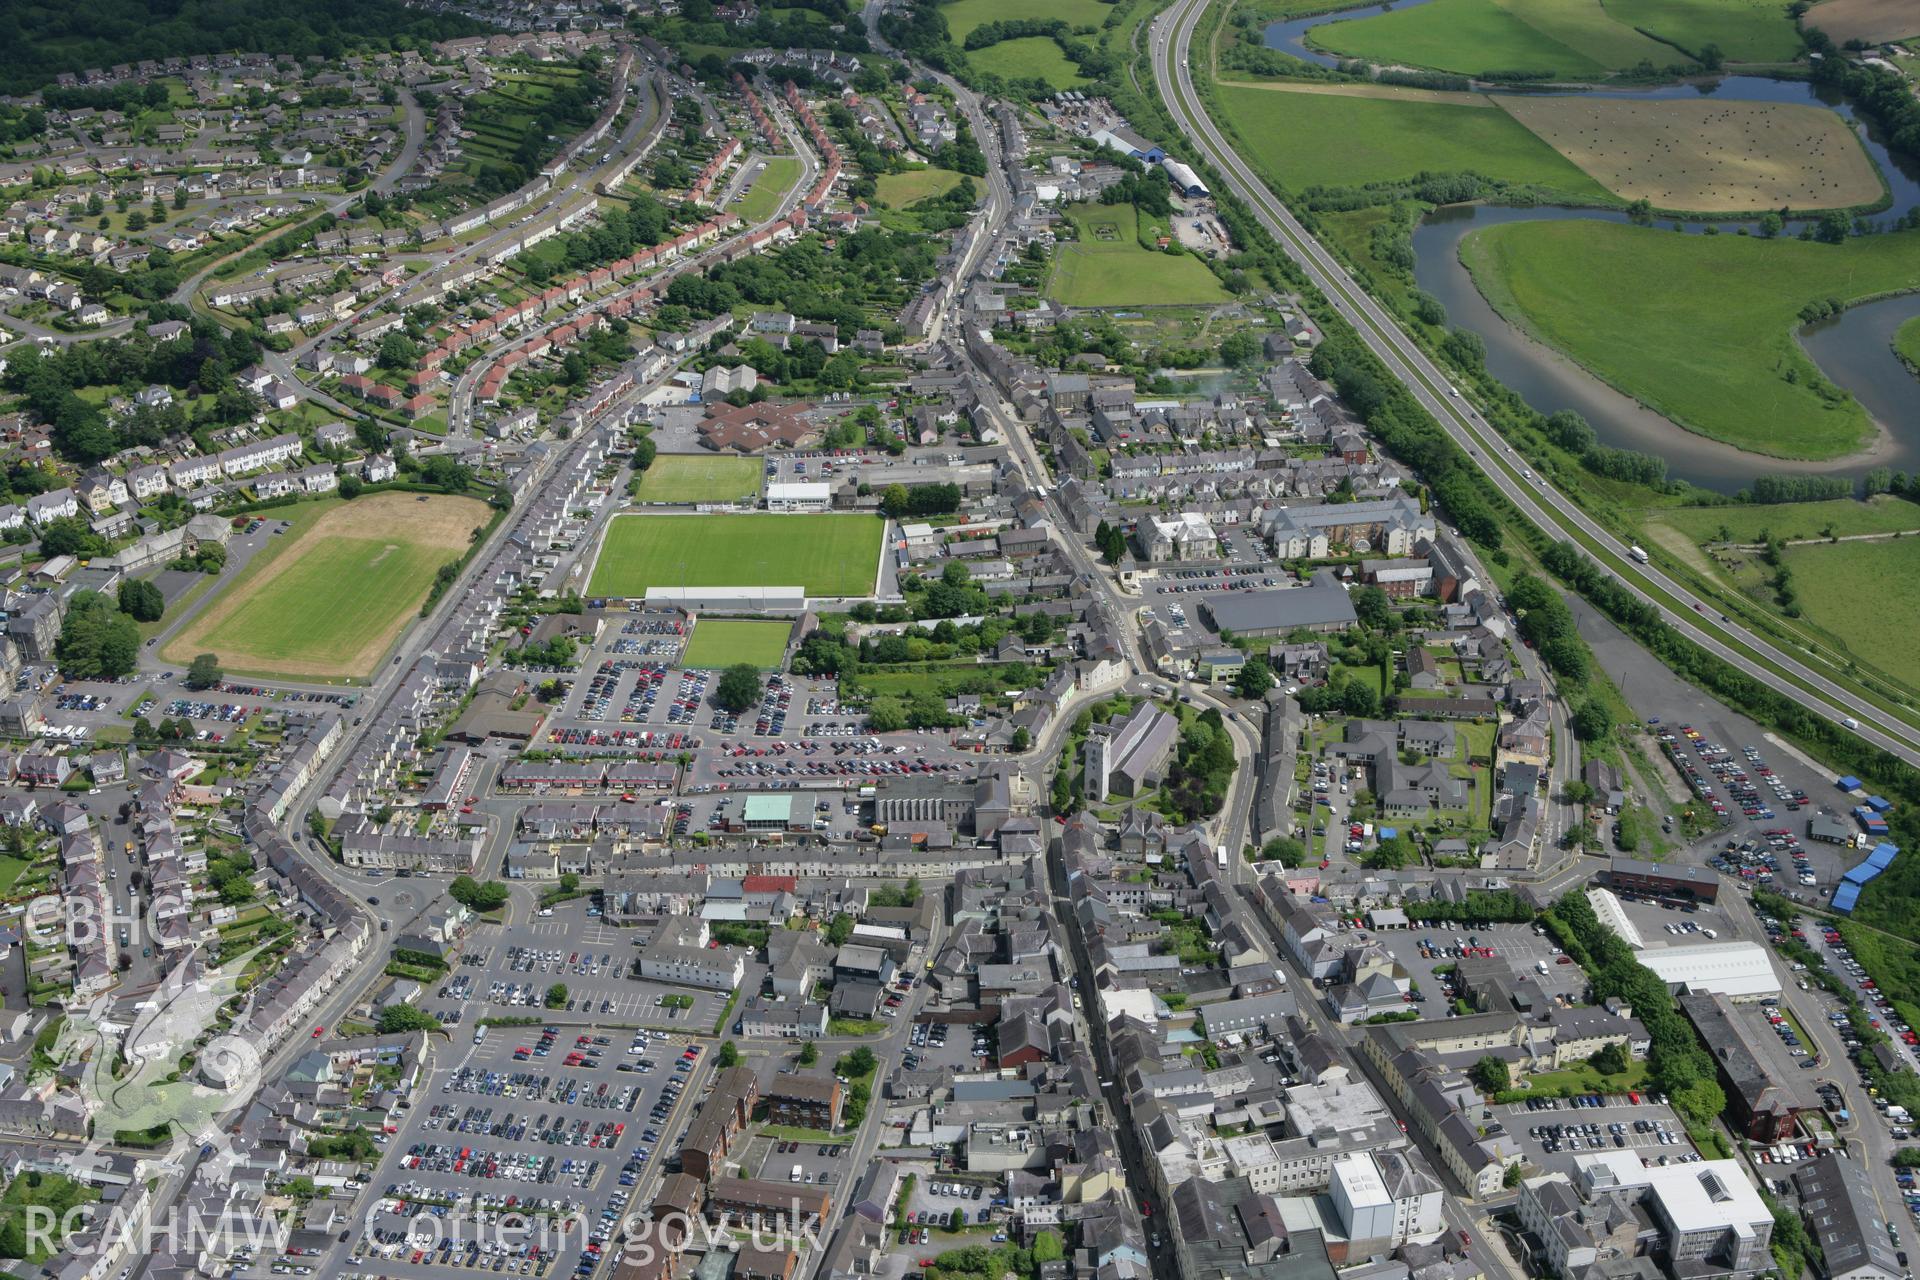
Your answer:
1810,44 -> 1920,173
0,0 -> 490,94
962,19 -> 1068,51
877,1 -> 1115,105
878,483 -> 961,518
1744,474 -> 1854,505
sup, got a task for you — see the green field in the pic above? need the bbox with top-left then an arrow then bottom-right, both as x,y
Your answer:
636,454 -> 763,504
1046,203 -> 1231,308
1215,83 -> 1614,201
1649,498 -> 1920,548
939,0 -> 1113,40
194,538 -> 446,670
1780,537 -> 1920,676
976,35 -> 1090,88
1606,0 -> 1805,62
734,155 -> 801,224
1310,0 -> 1679,79
166,494 -> 489,679
874,168 -> 976,208
849,660 -> 1040,700
586,514 -> 884,598
683,619 -> 793,668
1461,220 -> 1920,460
1898,314 -> 1920,377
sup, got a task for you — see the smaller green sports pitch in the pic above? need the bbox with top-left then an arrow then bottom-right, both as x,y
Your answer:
683,619 -> 793,668
586,513 -> 884,598
633,454 -> 763,505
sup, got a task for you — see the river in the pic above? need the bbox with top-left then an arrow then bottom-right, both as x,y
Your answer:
1262,12 -> 1920,491
1261,0 -> 1441,68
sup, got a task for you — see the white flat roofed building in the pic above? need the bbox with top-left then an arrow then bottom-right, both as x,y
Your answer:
1331,1152 -> 1394,1242
1574,1150 -> 1772,1276
764,482 -> 830,512
638,916 -> 746,990
1637,940 -> 1780,1000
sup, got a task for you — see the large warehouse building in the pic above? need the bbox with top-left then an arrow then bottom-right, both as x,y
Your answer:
1200,569 -> 1358,639
1638,941 -> 1780,1001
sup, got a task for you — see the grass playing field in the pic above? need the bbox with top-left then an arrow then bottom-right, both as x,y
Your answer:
683,619 -> 793,669
1495,95 -> 1882,213
1780,536 -> 1920,677
1897,315 -> 1920,377
635,454 -> 763,504
1460,221 -> 1920,460
1309,0 -> 1679,79
874,168 -> 975,208
165,493 -> 491,679
1045,203 -> 1231,308
586,514 -> 883,598
975,36 -> 1091,88
939,0 -> 1112,40
733,155 -> 801,224
1215,82 -> 1613,202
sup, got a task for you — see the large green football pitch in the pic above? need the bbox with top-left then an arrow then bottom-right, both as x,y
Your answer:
586,514 -> 883,598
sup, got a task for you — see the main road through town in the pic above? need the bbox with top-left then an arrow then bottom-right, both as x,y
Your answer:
857,0 -> 1271,878
1150,0 -> 1920,768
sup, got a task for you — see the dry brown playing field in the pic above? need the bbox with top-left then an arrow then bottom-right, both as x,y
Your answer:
1806,0 -> 1918,44
166,492 -> 490,679
1497,95 -> 1884,213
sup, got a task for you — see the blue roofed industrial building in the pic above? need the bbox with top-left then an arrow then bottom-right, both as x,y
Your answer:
1833,842 -> 1898,912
